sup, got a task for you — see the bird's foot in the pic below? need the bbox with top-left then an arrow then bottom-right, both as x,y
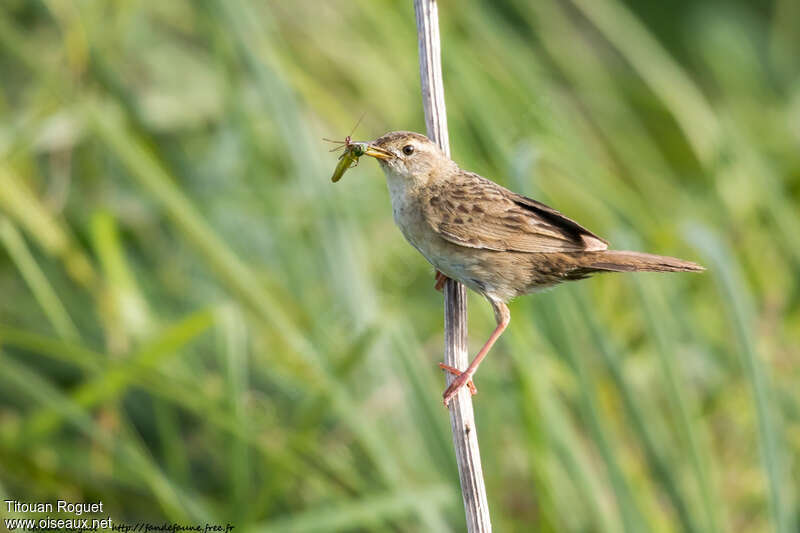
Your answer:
434,271 -> 449,292
438,363 -> 477,405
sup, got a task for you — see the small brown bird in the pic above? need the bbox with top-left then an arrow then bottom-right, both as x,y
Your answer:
357,131 -> 703,405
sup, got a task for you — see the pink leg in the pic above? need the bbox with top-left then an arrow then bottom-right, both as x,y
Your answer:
442,299 -> 510,406
434,270 -> 448,292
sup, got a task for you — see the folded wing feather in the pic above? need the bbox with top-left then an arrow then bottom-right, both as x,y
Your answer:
423,172 -> 608,254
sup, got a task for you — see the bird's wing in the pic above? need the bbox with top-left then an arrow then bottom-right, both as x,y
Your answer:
423,172 -> 609,253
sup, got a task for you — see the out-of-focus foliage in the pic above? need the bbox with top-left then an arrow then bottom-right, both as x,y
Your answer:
1,1 -> 798,531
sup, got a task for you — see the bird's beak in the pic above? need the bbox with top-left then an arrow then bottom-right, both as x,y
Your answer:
363,144 -> 393,160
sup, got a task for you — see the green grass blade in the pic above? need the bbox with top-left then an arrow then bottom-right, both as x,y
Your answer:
0,216 -> 79,340
688,225 -> 795,533
22,310 -> 214,438
249,485 -> 454,533
533,294 -> 649,533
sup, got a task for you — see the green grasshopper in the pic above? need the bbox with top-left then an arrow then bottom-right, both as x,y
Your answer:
324,115 -> 367,182
325,137 -> 367,182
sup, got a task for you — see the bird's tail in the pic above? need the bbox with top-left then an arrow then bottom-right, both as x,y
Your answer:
577,250 -> 704,274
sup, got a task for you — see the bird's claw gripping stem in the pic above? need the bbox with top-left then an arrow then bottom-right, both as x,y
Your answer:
439,362 -> 477,404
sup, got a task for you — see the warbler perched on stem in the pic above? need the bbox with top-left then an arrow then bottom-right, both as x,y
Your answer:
347,131 -> 703,405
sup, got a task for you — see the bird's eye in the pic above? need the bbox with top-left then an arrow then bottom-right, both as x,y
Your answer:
402,145 -> 415,156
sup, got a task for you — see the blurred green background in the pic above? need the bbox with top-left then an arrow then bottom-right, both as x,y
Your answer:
1,0 -> 798,531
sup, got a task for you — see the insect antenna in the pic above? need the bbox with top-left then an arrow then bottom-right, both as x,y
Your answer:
323,112 -> 366,153
322,138 -> 346,152
346,111 -> 366,140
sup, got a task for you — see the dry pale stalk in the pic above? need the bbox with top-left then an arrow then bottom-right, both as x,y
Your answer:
413,1 -> 492,531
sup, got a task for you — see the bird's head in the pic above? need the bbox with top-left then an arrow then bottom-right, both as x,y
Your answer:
363,131 -> 455,185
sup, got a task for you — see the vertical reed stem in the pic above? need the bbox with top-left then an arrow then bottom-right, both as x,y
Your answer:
413,1 -> 492,531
